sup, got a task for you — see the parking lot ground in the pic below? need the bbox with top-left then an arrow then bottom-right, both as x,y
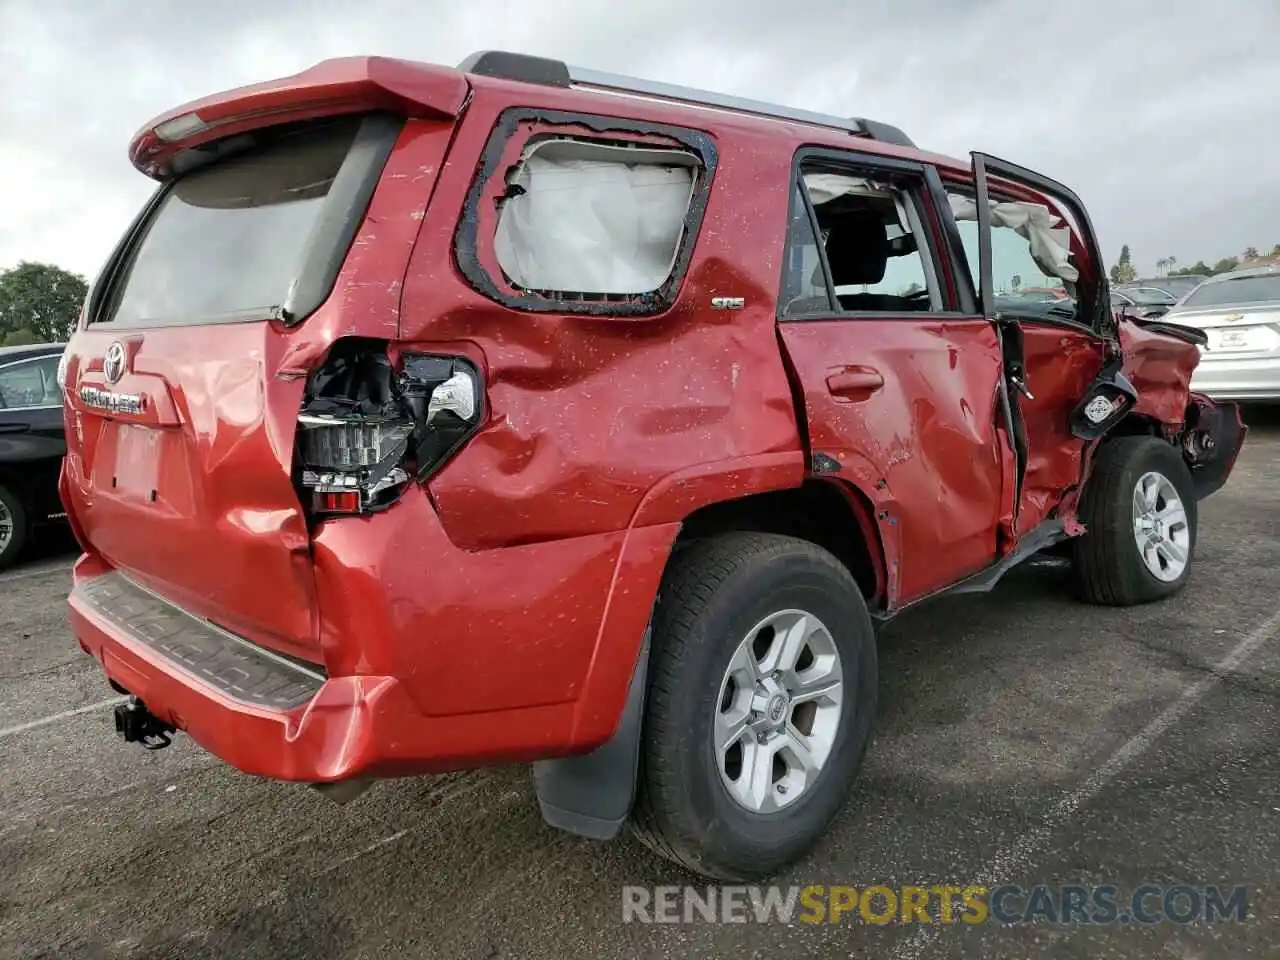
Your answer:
1,409 -> 1277,960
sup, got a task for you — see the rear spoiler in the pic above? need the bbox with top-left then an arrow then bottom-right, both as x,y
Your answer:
129,56 -> 469,178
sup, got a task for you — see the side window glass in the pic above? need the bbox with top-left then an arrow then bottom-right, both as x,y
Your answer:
783,167 -> 943,315
947,191 -> 1080,322
0,357 -> 59,409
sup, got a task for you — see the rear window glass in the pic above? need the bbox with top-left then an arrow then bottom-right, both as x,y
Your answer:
101,117 -> 361,326
1181,274 -> 1280,308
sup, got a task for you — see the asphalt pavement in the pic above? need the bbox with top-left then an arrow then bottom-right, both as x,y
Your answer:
2,409 -> 1277,959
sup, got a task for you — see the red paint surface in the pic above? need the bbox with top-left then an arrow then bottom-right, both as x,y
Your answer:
1014,325 -> 1106,535
779,318 -> 1006,605
61,57 -> 1229,784
1120,319 -> 1202,426
129,57 -> 468,176
401,92 -> 805,548
61,119 -> 455,662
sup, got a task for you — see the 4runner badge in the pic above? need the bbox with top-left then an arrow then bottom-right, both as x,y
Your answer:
81,341 -> 145,414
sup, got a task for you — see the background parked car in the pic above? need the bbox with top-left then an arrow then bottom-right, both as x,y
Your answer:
0,342 -> 67,568
1127,275 -> 1208,300
1112,285 -> 1177,318
1161,266 -> 1280,401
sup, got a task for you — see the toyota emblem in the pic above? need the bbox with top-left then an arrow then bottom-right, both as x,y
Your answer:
103,342 -> 127,384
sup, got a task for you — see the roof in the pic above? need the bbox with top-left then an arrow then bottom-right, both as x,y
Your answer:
0,342 -> 65,363
128,50 -> 969,179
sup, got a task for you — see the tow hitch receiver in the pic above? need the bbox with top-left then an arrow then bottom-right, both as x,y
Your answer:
114,697 -> 176,750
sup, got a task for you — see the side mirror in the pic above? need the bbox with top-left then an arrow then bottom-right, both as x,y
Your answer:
1070,359 -> 1138,440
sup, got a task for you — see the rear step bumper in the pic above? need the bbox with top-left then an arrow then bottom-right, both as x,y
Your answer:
69,560 -> 449,782
75,572 -> 326,710
66,484 -> 681,782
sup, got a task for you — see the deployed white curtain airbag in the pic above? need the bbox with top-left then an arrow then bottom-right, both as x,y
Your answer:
948,195 -> 1079,283
494,141 -> 697,295
802,172 -> 877,206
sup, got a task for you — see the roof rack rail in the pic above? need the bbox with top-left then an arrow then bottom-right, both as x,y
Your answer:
457,50 -> 915,148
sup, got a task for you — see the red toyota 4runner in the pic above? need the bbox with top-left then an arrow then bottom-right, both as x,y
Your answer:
59,51 -> 1245,879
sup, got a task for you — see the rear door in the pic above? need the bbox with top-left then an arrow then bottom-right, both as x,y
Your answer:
946,154 -> 1112,537
60,111 -> 446,661
775,150 -> 1008,607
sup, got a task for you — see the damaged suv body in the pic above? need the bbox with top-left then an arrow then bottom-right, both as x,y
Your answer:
59,51 -> 1245,879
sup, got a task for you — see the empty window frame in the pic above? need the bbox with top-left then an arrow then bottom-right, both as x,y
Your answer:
781,164 -> 945,318
946,186 -> 1086,325
456,110 -> 718,316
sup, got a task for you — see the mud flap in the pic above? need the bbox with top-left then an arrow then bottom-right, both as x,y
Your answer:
532,628 -> 649,840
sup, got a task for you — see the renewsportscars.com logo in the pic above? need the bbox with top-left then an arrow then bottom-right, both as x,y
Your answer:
621,884 -> 1250,926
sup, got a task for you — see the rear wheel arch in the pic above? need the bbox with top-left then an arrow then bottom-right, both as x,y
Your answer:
673,479 -> 888,609
533,479 -> 886,843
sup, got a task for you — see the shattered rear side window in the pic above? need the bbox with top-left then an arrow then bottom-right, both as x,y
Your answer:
493,139 -> 700,301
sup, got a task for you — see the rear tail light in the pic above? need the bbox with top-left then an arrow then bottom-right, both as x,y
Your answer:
294,341 -> 482,517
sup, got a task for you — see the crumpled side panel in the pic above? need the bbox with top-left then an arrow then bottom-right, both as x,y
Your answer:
1014,325 -> 1106,535
1120,319 -> 1201,427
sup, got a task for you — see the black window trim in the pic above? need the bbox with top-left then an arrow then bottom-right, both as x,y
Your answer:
88,111 -> 404,331
453,107 -> 719,317
778,146 -> 975,324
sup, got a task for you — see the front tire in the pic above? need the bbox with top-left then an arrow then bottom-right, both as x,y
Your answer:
0,484 -> 28,571
630,533 -> 877,880
1073,436 -> 1197,606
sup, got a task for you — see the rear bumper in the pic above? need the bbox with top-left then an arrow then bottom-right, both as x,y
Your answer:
68,486 -> 679,782
1190,355 -> 1280,400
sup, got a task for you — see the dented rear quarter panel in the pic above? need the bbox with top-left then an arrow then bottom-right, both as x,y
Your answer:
400,82 -> 807,550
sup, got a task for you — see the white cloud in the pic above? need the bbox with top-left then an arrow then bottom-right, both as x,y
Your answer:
2,0 -> 1277,278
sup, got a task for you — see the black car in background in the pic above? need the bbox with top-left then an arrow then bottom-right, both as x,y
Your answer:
0,342 -> 67,568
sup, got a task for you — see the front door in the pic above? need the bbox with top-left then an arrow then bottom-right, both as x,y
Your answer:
944,154 -> 1112,537
775,151 -> 1008,607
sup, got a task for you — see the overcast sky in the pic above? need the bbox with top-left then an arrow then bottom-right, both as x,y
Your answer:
1,0 -> 1276,280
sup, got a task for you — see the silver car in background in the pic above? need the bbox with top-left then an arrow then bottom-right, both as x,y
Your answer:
1161,266 -> 1280,401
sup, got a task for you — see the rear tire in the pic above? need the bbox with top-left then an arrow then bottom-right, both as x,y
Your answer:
1073,436 -> 1197,606
0,483 -> 28,571
630,533 -> 877,880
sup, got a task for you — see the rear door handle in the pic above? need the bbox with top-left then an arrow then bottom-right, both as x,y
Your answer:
826,367 -> 885,398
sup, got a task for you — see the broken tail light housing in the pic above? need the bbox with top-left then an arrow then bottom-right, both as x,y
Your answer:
295,341 -> 483,516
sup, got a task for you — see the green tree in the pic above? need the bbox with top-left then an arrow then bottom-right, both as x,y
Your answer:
1156,257 -> 1169,276
1242,246 -> 1260,261
1109,245 -> 1137,284
1171,260 -> 1212,277
1272,244 -> 1280,257
0,261 -> 88,343
1212,257 -> 1240,275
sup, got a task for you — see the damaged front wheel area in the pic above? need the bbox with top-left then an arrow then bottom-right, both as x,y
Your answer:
1073,436 -> 1199,606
